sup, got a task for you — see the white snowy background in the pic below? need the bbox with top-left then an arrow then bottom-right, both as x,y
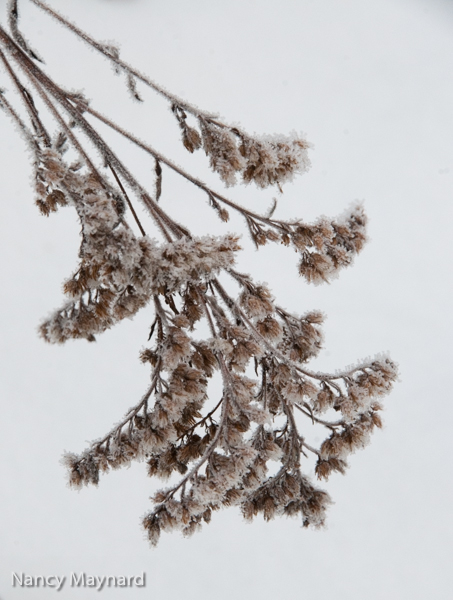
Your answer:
0,0 -> 452,598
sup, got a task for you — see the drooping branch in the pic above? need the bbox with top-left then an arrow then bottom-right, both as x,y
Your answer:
0,1 -> 397,546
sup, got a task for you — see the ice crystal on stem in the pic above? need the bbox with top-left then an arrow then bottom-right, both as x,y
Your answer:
0,0 -> 398,546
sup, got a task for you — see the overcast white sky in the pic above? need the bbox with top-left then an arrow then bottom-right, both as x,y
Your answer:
0,0 -> 452,598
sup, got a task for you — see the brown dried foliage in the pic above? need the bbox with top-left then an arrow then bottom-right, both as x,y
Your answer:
0,0 -> 397,547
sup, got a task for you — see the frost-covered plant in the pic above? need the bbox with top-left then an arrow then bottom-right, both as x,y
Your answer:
0,0 -> 397,545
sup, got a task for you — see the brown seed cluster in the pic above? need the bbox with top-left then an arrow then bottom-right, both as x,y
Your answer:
174,108 -> 311,190
37,144 -> 240,344
63,261 -> 397,545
